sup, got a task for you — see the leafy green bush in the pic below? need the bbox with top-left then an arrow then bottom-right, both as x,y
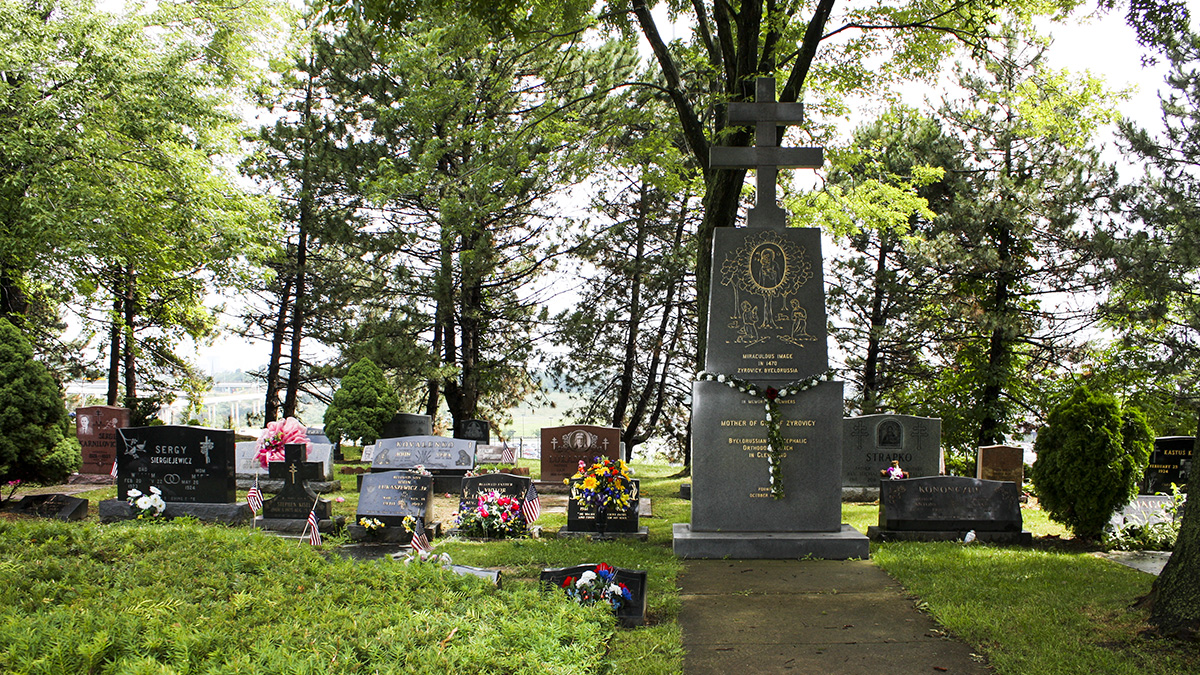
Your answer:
0,318 -> 79,492
1104,484 -> 1187,551
323,357 -> 400,445
1030,385 -> 1153,539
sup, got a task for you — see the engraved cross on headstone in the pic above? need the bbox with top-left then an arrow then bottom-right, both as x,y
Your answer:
850,421 -> 870,451
709,77 -> 823,229
262,443 -> 330,520
268,443 -> 324,486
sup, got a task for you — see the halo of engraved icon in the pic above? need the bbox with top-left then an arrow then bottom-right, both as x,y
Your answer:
721,230 -> 816,347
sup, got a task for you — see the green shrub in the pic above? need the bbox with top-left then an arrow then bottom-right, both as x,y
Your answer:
323,357 -> 400,445
1030,385 -> 1153,539
0,318 -> 79,492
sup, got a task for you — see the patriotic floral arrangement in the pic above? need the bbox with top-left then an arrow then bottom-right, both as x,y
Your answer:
568,457 -> 635,514
126,486 -> 166,518
255,417 -> 310,468
558,563 -> 633,612
454,489 -> 529,538
694,369 -> 832,499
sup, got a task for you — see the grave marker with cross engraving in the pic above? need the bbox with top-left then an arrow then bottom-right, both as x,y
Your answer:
261,443 -> 331,520
709,77 -> 823,229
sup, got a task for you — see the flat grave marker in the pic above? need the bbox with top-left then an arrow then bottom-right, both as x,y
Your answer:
539,564 -> 647,627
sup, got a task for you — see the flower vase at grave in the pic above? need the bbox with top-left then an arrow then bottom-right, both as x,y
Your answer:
594,509 -> 608,534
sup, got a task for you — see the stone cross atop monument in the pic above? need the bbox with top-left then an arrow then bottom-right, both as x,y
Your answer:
709,77 -> 823,229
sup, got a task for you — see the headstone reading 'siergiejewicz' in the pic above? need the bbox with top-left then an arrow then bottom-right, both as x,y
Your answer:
1141,436 -> 1195,495
539,425 -> 621,483
976,445 -> 1024,485
868,475 -> 1030,544
380,413 -> 433,439
115,426 -> 236,503
371,436 -> 476,472
673,77 -> 868,560
351,470 -> 435,544
842,414 -> 943,488
75,406 -> 130,474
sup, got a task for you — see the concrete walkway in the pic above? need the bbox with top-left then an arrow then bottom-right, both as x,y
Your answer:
679,559 -> 991,674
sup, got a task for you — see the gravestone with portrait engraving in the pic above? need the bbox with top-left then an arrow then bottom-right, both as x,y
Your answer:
348,470 -> 436,543
842,414 -> 943,498
868,475 -> 1030,544
372,435 -> 475,494
673,77 -> 867,560
539,425 -> 621,483
1141,436 -> 1195,495
100,425 -> 249,523
380,413 -> 433,439
75,406 -> 130,475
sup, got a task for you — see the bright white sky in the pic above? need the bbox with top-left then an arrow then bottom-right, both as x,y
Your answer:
187,2 -> 1192,374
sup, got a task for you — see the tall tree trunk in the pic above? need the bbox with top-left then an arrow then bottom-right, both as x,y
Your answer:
612,183 -> 648,435
1143,408 -> 1200,638
106,289 -> 121,406
861,232 -> 895,414
121,266 -> 137,410
282,68 -> 317,420
263,274 -> 294,424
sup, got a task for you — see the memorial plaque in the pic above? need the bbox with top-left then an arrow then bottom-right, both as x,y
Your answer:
116,426 -> 236,503
380,413 -> 432,439
475,444 -> 506,464
539,564 -> 648,627
688,380 -> 843,533
704,228 -> 828,382
260,444 -> 331,520
357,470 -> 435,527
461,473 -> 532,503
455,419 -> 491,444
12,494 -> 88,521
539,425 -> 621,483
977,445 -> 1024,484
76,406 -> 130,474
565,478 -> 641,533
842,414 -> 943,487
360,444 -> 377,464
372,436 -> 476,472
877,476 -> 1022,532
1142,436 -> 1196,495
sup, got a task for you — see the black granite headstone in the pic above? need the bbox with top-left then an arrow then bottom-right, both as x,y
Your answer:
261,443 -> 331,520
380,413 -> 433,439
116,426 -> 236,503
539,564 -> 647,627
372,436 -> 475,472
455,419 -> 490,444
461,473 -> 531,502
357,471 -> 435,527
565,478 -> 641,533
877,475 -> 1022,532
12,494 -> 88,521
1142,436 -> 1195,495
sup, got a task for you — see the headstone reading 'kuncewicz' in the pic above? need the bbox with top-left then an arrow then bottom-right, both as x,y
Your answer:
75,406 -> 130,474
539,425 -> 621,483
673,77 -> 868,560
380,413 -> 433,439
842,414 -> 943,488
260,443 -> 331,521
1141,436 -> 1195,495
976,445 -> 1024,484
868,475 -> 1029,544
115,425 -> 236,503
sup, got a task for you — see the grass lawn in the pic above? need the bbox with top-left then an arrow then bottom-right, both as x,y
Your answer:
4,466 -> 1199,674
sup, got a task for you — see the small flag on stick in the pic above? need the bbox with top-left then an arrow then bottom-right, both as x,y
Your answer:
246,480 -> 263,515
409,520 -> 431,553
305,510 -> 322,546
110,460 -> 118,478
501,440 -> 515,465
521,482 -> 541,524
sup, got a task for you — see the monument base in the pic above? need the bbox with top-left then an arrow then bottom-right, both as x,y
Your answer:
556,526 -> 649,541
254,515 -> 347,534
672,522 -> 869,560
237,478 -> 342,493
867,526 -> 1032,545
841,486 -> 879,502
99,500 -> 252,524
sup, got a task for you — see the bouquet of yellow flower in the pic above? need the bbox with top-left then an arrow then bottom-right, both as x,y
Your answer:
567,457 -> 635,514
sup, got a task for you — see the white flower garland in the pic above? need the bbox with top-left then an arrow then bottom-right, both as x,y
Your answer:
695,369 -> 833,499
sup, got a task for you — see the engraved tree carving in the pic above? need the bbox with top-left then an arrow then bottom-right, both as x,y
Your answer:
722,231 -> 812,342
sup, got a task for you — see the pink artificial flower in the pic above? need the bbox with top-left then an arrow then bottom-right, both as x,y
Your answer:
335,497 -> 345,503
255,417 -> 311,468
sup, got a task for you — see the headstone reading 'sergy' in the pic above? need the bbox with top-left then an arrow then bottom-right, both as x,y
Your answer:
842,414 -> 943,489
539,425 -> 621,483
260,443 -> 331,521
868,475 -> 1030,544
371,436 -> 476,472
75,406 -> 130,474
673,77 -> 868,560
115,426 -> 236,503
380,413 -> 433,439
977,445 -> 1024,484
1141,436 -> 1195,495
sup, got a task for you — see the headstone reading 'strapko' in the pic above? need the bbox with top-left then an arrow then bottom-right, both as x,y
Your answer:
539,425 -> 621,483
842,414 -> 943,489
673,77 -> 868,559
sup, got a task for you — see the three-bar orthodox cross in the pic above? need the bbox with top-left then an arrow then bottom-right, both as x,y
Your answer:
709,77 -> 823,229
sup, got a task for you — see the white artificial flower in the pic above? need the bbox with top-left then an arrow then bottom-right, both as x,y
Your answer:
136,495 -> 153,510
127,489 -> 142,498
778,389 -> 789,397
765,413 -> 772,422
717,374 -> 725,383
149,486 -> 162,495
576,571 -> 597,587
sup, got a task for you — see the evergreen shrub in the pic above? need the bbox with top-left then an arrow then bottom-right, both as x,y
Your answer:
1030,385 -> 1153,539
323,357 -> 400,445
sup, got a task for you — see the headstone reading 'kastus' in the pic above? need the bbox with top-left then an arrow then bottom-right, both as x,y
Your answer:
1141,436 -> 1195,495
673,77 -> 867,560
539,425 -> 621,483
75,406 -> 130,474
